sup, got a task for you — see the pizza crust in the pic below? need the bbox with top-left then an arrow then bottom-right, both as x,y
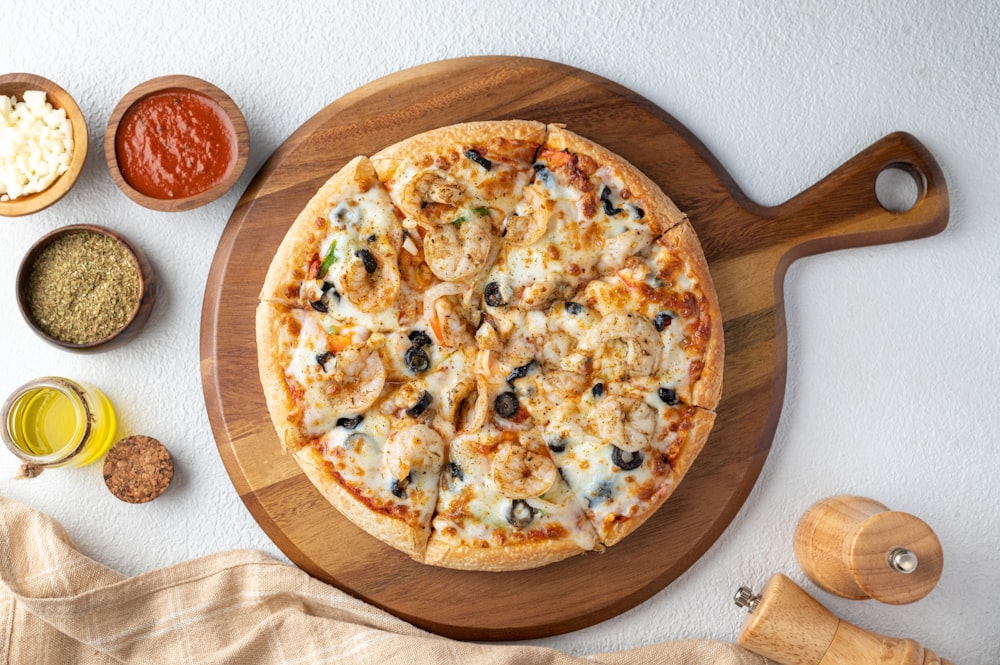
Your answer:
295,444 -> 431,562
671,408 -> 717,481
370,119 -> 547,182
656,221 -> 725,411
423,535 -> 590,572
255,302 -> 306,453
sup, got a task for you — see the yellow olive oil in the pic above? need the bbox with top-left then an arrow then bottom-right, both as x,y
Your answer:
2,378 -> 116,468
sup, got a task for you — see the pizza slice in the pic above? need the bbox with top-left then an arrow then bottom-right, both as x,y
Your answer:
579,220 -> 724,410
256,302 -> 375,452
259,155 -> 414,332
371,120 -> 545,285
482,123 -> 689,312
423,425 -> 600,571
541,381 -> 715,546
295,415 -> 445,562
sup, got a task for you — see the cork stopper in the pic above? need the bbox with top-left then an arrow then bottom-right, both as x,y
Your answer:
103,435 -> 174,503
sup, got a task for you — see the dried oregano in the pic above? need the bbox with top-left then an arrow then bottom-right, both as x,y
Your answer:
26,231 -> 141,344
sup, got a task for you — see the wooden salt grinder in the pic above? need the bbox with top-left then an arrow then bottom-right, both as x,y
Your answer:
734,573 -> 955,665
793,496 -> 943,604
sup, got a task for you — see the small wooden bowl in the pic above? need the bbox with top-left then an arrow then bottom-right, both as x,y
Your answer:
104,75 -> 250,212
0,73 -> 89,217
16,224 -> 156,351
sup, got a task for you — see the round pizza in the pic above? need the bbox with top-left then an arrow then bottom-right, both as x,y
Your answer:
255,120 -> 723,571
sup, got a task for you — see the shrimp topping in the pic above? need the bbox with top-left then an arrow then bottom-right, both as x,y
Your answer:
323,345 -> 387,413
382,423 -> 445,482
589,395 -> 656,452
423,218 -> 494,282
491,432 -> 557,499
399,170 -> 465,224
336,246 -> 401,313
503,183 -> 554,246
598,227 -> 655,272
583,312 -> 662,381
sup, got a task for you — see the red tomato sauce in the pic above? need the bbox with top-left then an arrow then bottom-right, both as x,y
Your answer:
116,89 -> 236,199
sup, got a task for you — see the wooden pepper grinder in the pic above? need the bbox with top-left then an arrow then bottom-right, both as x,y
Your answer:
793,496 -> 943,604
734,573 -> 954,665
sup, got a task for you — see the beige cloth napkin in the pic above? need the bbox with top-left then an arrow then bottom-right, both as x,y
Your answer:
0,496 -> 771,664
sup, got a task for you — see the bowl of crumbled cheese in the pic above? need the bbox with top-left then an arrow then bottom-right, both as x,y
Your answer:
0,73 -> 88,217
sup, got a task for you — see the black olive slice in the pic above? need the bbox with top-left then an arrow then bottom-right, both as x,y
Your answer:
465,148 -> 492,171
316,352 -> 332,371
565,301 -> 584,315
631,204 -> 646,219
591,382 -> 605,398
405,391 -> 432,418
506,359 -> 535,385
494,391 -> 520,418
600,186 -> 623,216
336,415 -> 364,430
448,461 -> 464,481
309,299 -> 328,313
658,387 -> 679,405
408,329 -> 432,347
532,163 -> 554,186
612,447 -> 644,471
654,311 -> 674,331
404,346 -> 431,374
484,281 -> 506,307
391,473 -> 412,498
548,437 -> 567,453
587,481 -> 615,508
507,499 -> 536,529
355,248 -> 377,274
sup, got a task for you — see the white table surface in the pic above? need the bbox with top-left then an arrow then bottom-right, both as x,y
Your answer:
4,1 -> 998,661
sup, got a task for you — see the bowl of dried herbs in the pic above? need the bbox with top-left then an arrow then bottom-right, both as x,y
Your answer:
17,225 -> 156,350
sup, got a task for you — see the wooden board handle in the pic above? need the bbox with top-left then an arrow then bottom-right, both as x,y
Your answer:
770,131 -> 949,274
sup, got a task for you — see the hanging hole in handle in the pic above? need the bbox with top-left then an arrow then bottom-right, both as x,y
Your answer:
875,164 -> 923,213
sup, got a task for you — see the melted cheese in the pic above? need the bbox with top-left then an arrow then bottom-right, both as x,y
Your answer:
264,127 -> 719,561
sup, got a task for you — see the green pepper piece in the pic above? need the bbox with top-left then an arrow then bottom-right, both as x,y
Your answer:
318,240 -> 337,277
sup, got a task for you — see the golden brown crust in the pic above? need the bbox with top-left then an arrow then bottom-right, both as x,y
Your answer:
671,408 -> 717,481
259,155 -> 374,303
423,534 -> 589,572
255,302 -> 307,453
370,119 -> 547,182
656,220 -> 725,411
295,444 -> 430,562
543,123 -> 687,235
599,473 -> 675,548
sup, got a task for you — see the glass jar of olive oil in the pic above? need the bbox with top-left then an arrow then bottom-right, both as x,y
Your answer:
1,377 -> 117,469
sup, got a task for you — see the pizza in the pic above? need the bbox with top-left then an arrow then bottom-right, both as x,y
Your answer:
256,120 -> 723,571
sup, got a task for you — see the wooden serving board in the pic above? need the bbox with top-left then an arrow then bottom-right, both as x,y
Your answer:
200,56 -> 948,641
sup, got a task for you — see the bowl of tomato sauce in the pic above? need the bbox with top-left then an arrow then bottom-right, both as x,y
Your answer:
104,75 -> 249,212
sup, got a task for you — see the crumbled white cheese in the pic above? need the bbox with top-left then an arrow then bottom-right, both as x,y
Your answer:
0,90 -> 74,201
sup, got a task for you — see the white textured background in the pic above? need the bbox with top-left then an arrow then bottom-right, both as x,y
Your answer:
4,1 -> 999,661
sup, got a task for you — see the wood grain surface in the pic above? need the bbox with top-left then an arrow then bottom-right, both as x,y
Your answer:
199,56 -> 948,641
